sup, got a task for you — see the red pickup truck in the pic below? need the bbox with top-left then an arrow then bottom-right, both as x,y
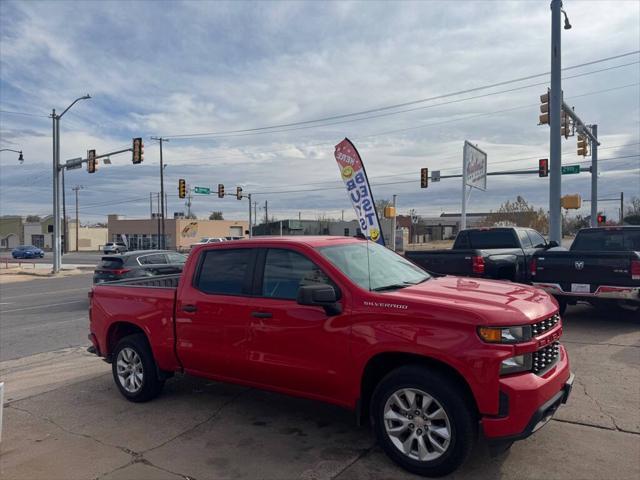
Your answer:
88,236 -> 573,477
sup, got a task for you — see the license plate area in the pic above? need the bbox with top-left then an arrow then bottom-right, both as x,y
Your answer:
571,283 -> 590,293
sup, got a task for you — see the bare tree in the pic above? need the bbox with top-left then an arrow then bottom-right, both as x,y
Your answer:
481,196 -> 549,233
209,211 -> 224,220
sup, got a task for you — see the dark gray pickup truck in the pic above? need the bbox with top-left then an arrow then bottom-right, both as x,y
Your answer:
531,226 -> 640,313
405,227 -> 558,283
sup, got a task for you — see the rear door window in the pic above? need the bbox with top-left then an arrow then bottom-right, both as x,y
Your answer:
196,249 -> 254,295
167,253 -> 187,264
138,253 -> 167,265
454,231 -> 470,248
468,230 -> 518,249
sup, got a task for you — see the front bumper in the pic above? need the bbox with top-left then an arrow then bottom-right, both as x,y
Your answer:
482,345 -> 572,440
533,282 -> 640,301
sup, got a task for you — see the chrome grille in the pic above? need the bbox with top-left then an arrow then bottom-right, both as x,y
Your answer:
532,313 -> 560,336
532,341 -> 560,374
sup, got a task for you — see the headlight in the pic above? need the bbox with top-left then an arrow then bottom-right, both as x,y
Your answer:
500,353 -> 533,375
478,326 -> 532,343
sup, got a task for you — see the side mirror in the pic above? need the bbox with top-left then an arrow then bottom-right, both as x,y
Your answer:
297,284 -> 342,316
547,240 -> 559,248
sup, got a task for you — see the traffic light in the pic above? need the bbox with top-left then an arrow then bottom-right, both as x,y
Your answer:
132,137 -> 144,164
539,91 -> 550,125
561,194 -> 582,210
87,149 -> 97,173
420,168 -> 428,188
577,134 -> 588,156
538,158 -> 549,177
236,186 -> 243,200
217,183 -> 225,198
597,214 -> 606,225
178,179 -> 186,199
560,111 -> 570,138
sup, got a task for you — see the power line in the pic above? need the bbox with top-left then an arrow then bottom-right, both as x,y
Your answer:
160,51 -> 639,139
0,109 -> 49,118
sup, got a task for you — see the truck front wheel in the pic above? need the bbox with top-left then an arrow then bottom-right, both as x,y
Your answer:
371,366 -> 476,477
112,334 -> 164,402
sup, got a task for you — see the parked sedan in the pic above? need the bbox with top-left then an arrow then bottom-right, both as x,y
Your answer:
11,245 -> 45,259
93,250 -> 187,284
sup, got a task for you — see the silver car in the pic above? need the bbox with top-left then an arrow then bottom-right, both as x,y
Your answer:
103,242 -> 128,254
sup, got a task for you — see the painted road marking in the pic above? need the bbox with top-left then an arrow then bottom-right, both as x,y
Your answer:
0,300 -> 86,314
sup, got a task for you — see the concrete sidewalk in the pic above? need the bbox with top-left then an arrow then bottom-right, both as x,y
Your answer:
1,340 -> 638,480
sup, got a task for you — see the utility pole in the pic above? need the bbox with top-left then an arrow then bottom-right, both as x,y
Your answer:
590,125 -> 599,227
151,137 -> 168,249
248,193 -> 252,238
391,195 -> 397,251
62,159 -> 67,254
156,193 -> 161,248
620,191 -> 624,224
264,200 -> 268,224
549,0 -> 563,243
186,188 -> 193,218
254,201 -> 257,228
149,192 -> 153,218
72,186 -> 85,252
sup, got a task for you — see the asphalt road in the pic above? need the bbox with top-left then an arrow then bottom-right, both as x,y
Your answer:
0,273 -> 93,361
0,274 -> 638,479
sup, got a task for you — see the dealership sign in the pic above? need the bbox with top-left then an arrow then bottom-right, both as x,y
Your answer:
334,138 -> 385,245
463,141 -> 487,191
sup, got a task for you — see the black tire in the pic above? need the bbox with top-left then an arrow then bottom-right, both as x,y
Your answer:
111,333 -> 164,402
371,366 -> 477,477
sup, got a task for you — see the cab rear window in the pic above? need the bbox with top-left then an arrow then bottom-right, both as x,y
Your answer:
572,229 -> 640,251
100,258 -> 124,269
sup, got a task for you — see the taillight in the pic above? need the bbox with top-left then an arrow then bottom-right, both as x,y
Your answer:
631,260 -> 640,280
472,255 -> 485,274
112,268 -> 131,275
530,258 -> 537,277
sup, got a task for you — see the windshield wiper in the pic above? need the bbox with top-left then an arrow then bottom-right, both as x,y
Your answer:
372,282 -> 414,292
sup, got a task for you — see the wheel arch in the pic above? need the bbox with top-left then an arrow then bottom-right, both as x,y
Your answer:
105,321 -> 148,359
358,351 -> 479,426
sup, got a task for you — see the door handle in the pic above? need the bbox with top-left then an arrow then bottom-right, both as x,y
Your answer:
251,311 -> 273,318
182,304 -> 198,313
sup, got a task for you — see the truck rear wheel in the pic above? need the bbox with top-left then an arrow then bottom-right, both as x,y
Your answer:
112,333 -> 164,402
371,366 -> 476,477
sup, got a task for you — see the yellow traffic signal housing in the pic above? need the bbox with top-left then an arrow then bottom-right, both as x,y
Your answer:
420,168 -> 428,188
236,186 -> 243,200
218,184 -> 225,198
132,137 -> 144,164
577,134 -> 588,156
383,206 -> 396,218
87,149 -> 97,173
539,92 -> 550,125
561,194 -> 582,210
178,179 -> 186,199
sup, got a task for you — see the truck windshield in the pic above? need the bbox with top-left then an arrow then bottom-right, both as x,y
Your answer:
318,241 -> 429,291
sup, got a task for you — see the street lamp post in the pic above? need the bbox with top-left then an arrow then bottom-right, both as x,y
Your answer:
0,149 -> 24,163
51,95 -> 91,273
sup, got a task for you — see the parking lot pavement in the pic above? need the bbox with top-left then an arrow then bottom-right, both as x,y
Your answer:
0,303 -> 638,480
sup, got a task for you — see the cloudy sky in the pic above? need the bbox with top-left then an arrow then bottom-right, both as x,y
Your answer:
1,0 -> 638,226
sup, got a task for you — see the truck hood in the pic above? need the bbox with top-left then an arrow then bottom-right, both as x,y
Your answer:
389,275 -> 556,325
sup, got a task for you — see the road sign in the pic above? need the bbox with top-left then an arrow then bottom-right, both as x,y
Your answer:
463,141 -> 487,191
561,165 -> 580,175
431,170 -> 441,182
194,186 -> 210,194
65,157 -> 83,170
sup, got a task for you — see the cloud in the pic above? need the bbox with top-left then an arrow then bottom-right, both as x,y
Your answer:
0,0 -> 638,224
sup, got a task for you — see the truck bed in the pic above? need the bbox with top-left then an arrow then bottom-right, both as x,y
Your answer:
98,274 -> 181,289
